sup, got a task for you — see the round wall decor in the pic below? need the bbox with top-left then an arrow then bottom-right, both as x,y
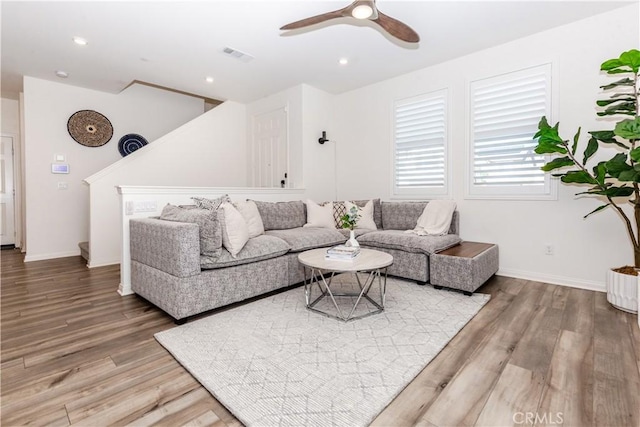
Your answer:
118,133 -> 149,157
67,110 -> 113,147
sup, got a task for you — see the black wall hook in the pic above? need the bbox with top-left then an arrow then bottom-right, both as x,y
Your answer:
318,131 -> 329,144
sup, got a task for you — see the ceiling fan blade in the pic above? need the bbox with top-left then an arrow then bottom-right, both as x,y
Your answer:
280,8 -> 349,30
372,11 -> 420,43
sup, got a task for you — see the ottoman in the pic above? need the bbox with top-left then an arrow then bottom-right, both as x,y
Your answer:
430,241 -> 499,295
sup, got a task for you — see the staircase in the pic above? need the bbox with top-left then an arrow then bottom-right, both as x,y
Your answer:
79,241 -> 89,263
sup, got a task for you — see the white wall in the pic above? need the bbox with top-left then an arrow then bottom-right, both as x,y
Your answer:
86,101 -> 248,267
246,84 -> 337,201
22,77 -> 204,261
334,4 -> 640,291
1,98 -> 20,134
301,84 -> 337,202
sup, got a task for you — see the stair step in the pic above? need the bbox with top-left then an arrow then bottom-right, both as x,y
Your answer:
78,241 -> 89,262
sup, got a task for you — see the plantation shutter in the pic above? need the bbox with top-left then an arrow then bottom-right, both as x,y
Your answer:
469,64 -> 552,197
394,90 -> 447,195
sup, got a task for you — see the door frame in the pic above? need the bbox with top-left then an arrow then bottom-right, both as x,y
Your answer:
1,132 -> 23,249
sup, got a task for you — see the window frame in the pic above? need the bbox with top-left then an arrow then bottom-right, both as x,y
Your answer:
391,89 -> 450,199
465,63 -> 557,201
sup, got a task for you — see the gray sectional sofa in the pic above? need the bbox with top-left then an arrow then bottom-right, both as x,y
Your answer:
130,200 -> 462,323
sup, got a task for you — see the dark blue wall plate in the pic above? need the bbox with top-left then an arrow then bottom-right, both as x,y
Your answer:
118,133 -> 148,156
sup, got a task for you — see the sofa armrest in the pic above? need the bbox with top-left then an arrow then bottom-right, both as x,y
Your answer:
130,218 -> 201,278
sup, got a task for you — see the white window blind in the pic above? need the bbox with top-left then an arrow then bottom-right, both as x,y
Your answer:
468,64 -> 552,198
393,90 -> 448,196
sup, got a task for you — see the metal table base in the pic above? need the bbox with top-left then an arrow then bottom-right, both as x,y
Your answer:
303,267 -> 388,322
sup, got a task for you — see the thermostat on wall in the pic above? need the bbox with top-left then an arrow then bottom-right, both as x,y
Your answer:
51,163 -> 70,174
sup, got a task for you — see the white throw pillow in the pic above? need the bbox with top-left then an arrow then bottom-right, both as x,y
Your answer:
345,200 -> 377,230
414,200 -> 457,236
220,202 -> 250,257
234,200 -> 265,238
304,200 -> 335,229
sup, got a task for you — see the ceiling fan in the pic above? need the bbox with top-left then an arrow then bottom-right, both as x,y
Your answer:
280,0 -> 420,44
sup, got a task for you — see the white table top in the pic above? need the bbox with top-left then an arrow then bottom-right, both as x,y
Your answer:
298,248 -> 393,272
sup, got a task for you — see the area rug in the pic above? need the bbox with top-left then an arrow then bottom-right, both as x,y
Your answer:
155,277 -> 490,427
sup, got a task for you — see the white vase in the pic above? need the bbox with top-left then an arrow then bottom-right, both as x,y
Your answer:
606,269 -> 638,314
345,229 -> 360,248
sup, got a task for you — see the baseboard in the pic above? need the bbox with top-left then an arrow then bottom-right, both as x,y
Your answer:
118,284 -> 135,296
497,268 -> 606,293
87,259 -> 120,268
24,250 -> 81,262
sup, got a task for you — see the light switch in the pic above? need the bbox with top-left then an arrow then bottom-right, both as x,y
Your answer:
55,154 -> 65,162
134,200 -> 158,213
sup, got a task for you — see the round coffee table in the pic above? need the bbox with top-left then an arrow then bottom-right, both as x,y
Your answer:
297,248 -> 393,322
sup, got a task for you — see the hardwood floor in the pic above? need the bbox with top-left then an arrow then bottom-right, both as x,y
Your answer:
2,249 -> 639,426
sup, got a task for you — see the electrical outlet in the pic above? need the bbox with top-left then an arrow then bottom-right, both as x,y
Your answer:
57,182 -> 68,190
544,245 -> 554,255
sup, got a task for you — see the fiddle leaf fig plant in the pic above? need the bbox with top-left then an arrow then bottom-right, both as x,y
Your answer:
534,49 -> 640,267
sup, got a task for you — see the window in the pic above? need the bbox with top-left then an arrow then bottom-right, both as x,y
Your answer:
467,64 -> 553,199
393,90 -> 448,196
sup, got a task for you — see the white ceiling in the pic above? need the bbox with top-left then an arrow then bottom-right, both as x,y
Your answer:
1,1 -> 634,103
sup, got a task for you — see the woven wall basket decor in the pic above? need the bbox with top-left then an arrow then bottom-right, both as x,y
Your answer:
67,110 -> 113,147
118,133 -> 148,157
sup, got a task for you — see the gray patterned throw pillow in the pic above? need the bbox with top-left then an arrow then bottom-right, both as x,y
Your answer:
160,204 -> 222,257
191,194 -> 231,210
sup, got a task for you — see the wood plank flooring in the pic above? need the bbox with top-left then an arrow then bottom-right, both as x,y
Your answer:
2,249 -> 639,426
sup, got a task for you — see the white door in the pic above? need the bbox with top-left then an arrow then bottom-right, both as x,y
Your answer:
0,136 -> 15,246
252,108 -> 288,187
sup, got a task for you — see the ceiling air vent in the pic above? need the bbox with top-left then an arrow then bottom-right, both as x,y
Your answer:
222,47 -> 254,63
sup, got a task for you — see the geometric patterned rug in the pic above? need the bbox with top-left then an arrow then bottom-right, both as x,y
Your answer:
155,277 -> 490,427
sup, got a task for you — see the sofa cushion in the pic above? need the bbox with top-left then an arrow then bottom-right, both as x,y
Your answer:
353,199 -> 382,230
220,202 -> 250,257
266,228 -> 345,252
200,235 -> 290,269
358,230 -> 461,255
381,202 -> 428,230
234,200 -> 265,238
332,202 -> 348,228
337,228 -> 376,238
254,200 -> 306,230
346,200 -> 377,230
304,200 -> 335,229
160,204 -> 222,257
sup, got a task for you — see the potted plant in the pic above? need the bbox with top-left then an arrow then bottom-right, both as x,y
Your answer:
341,206 -> 361,247
534,49 -> 640,313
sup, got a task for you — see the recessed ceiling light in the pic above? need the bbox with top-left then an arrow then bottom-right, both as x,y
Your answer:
55,70 -> 68,78
339,58 -> 349,65
205,76 -> 214,83
72,36 -> 88,46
